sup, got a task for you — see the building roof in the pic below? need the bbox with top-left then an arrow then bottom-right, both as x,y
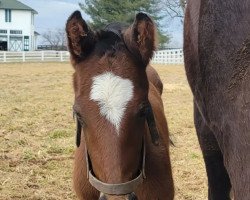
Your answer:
0,0 -> 38,14
34,31 -> 40,36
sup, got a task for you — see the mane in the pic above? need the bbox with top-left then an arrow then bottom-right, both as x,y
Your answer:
94,22 -> 128,57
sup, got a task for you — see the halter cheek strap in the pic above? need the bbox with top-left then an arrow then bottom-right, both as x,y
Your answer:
73,107 -> 83,148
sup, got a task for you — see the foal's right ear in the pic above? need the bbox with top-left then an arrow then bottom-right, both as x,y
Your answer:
66,11 -> 96,63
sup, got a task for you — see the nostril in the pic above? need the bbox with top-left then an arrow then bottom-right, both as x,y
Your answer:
128,192 -> 137,200
99,195 -> 107,200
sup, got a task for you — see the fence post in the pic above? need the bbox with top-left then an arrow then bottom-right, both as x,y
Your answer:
22,52 -> 25,62
60,51 -> 63,62
41,51 -> 44,61
3,52 -> 6,62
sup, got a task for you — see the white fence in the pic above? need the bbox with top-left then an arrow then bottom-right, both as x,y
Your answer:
151,49 -> 184,64
0,49 -> 184,64
0,51 -> 70,63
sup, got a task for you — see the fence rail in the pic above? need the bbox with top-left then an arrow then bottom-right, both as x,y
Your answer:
0,51 -> 70,63
151,49 -> 183,64
0,49 -> 184,64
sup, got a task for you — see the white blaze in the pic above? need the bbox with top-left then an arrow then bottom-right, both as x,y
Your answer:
90,72 -> 134,133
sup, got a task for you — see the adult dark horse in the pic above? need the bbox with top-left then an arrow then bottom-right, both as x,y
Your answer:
184,1 -> 250,199
66,11 -> 174,200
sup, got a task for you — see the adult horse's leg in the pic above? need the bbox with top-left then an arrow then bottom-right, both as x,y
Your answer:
194,103 -> 231,200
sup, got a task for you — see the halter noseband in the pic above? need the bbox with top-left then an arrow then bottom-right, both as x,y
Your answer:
87,136 -> 146,195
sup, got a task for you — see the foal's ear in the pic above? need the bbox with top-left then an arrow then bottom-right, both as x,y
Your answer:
66,11 -> 96,63
124,13 -> 156,66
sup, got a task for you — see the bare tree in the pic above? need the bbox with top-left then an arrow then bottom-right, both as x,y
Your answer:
160,0 -> 186,19
41,29 -> 67,50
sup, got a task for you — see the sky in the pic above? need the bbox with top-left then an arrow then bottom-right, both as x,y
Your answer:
20,0 -> 183,48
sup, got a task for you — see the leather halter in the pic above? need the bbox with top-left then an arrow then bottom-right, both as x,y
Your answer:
73,102 -> 159,195
73,108 -> 145,195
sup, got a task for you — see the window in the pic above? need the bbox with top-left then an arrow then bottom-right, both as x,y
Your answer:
5,9 -> 11,22
10,30 -> 22,34
0,30 -> 7,34
24,36 -> 29,51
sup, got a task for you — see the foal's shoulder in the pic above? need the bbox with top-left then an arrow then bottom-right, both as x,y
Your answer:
146,65 -> 163,95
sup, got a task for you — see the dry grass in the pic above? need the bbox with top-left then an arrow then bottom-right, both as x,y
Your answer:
0,63 -> 207,200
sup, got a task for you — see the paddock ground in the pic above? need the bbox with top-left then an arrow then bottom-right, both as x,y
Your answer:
0,63 -> 207,200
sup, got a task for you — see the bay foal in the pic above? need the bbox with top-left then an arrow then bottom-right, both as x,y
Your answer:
66,11 -> 174,200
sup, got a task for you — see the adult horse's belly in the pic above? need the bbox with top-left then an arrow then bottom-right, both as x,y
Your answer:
185,0 -> 250,125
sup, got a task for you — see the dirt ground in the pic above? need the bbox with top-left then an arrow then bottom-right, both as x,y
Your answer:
0,62 -> 207,200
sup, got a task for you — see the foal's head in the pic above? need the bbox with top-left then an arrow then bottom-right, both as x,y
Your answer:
66,11 -> 156,199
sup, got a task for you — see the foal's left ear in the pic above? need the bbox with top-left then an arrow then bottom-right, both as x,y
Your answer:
124,13 -> 156,66
66,11 -> 96,64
